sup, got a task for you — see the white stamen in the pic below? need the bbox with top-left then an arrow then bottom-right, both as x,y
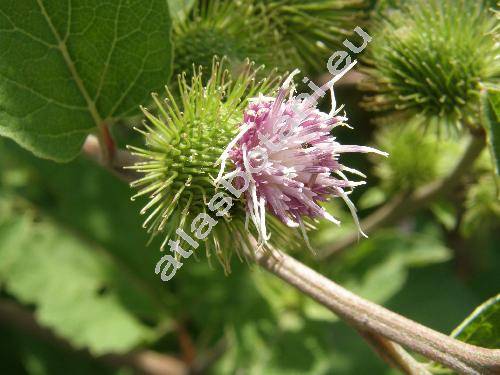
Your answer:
259,196 -> 271,241
285,217 -> 300,228
283,69 -> 301,89
242,144 -> 256,183
245,211 -> 250,231
215,121 -> 255,183
329,85 -> 338,116
335,187 -> 368,238
341,166 -> 367,178
322,210 -> 341,226
336,145 -> 389,157
299,219 -> 315,254
335,170 -> 350,184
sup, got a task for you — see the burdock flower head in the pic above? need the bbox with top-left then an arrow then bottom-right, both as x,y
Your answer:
130,59 -> 386,270
216,63 -> 387,247
128,59 -> 283,270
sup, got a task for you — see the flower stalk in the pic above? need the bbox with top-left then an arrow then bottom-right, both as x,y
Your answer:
358,330 -> 431,375
255,244 -> 500,375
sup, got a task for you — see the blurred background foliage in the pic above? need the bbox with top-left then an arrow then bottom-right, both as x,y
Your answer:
1,133 -> 498,373
0,0 -> 499,374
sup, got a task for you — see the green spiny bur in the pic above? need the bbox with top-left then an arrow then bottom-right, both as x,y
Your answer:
361,0 -> 499,130
127,59 -> 283,269
260,0 -> 370,72
172,0 -> 370,78
173,1 -> 288,77
371,124 -> 462,194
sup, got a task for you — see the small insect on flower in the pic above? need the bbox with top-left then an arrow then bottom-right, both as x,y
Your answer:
216,62 -> 388,248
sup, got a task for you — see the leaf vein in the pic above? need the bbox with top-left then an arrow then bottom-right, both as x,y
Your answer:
0,73 -> 87,111
93,0 -> 122,104
35,0 -> 102,126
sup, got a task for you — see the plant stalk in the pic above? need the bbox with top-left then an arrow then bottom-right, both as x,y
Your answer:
358,329 -> 431,375
254,248 -> 500,375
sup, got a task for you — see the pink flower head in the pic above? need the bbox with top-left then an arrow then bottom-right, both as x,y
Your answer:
216,64 -> 387,245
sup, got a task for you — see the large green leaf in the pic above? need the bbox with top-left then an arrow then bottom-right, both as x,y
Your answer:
0,0 -> 172,161
451,294 -> 500,349
429,295 -> 500,374
481,87 -> 500,175
0,198 -> 165,355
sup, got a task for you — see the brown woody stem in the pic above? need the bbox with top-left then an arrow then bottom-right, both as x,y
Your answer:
357,329 -> 431,374
254,248 -> 500,375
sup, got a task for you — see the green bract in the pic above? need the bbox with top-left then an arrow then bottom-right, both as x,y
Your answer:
260,0 -> 369,71
173,1 -> 286,77
361,0 -> 499,130
127,60 -> 286,269
173,0 -> 369,77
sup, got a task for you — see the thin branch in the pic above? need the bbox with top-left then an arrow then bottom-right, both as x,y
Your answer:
190,337 -> 228,375
253,248 -> 500,375
0,299 -> 188,375
358,329 -> 431,375
82,134 -> 139,182
319,134 -> 486,259
96,122 -> 117,165
175,320 -> 197,365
